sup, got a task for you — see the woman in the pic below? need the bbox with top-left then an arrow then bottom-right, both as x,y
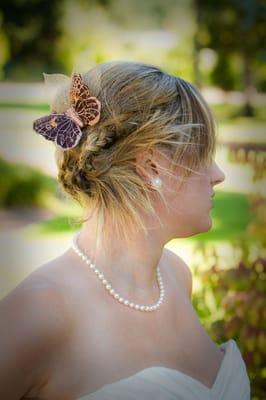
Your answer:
0,61 -> 250,399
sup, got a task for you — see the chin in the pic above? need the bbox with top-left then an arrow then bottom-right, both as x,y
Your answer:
170,215 -> 213,239
200,217 -> 213,232
191,217 -> 213,236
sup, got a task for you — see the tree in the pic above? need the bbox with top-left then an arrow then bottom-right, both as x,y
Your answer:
0,0 -> 64,80
194,0 -> 266,116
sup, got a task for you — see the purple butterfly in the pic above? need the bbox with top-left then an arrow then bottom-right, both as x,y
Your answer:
33,112 -> 83,150
33,73 -> 101,150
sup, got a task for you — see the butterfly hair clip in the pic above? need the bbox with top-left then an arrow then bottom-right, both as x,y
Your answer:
33,73 -> 101,150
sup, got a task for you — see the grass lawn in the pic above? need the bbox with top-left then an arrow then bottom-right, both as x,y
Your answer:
212,103 -> 266,124
189,190 -> 252,242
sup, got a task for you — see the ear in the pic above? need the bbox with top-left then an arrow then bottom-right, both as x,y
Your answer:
134,148 -> 160,183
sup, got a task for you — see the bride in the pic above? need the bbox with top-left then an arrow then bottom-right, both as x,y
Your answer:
0,61 -> 250,399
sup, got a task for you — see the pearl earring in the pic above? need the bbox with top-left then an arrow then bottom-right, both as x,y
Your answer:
151,177 -> 162,188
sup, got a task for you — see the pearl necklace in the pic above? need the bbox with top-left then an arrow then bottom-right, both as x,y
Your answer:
71,232 -> 165,312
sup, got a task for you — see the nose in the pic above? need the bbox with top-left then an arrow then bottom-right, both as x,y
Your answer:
211,161 -> 226,186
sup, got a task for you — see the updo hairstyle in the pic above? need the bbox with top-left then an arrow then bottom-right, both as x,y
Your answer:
52,61 -> 217,243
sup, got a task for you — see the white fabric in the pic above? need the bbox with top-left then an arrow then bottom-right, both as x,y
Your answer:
78,339 -> 250,400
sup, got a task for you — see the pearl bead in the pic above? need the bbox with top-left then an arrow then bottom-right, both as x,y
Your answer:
71,232 -> 165,313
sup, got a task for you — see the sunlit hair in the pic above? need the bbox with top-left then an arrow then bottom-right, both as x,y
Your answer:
53,61 -> 217,246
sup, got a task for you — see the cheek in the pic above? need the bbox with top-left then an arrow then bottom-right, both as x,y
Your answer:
166,186 -> 209,220
163,173 -> 209,213
167,193 -> 196,217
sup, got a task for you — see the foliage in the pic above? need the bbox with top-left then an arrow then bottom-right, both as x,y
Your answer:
212,104 -> 266,123
226,143 -> 266,182
1,0 -> 265,109
193,241 -> 266,399
246,195 -> 266,241
196,0 -> 266,90
0,0 -> 195,79
54,0 -> 194,76
210,54 -> 237,91
192,194 -> 266,399
0,0 -> 64,80
0,157 -> 57,208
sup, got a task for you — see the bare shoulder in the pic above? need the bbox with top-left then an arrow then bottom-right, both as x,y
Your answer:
20,247 -> 88,293
0,283 -> 73,348
0,261 -> 74,399
163,247 -> 193,299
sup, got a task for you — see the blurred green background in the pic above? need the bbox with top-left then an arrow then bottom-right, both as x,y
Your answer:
0,0 -> 265,398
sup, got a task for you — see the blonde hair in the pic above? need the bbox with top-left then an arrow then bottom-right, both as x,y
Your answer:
53,61 -> 217,246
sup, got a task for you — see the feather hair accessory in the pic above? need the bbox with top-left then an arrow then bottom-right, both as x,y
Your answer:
33,73 -> 101,150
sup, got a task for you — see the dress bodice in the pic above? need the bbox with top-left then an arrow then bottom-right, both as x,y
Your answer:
78,339 -> 251,400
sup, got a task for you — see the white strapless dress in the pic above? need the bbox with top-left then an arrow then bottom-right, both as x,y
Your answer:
78,339 -> 251,400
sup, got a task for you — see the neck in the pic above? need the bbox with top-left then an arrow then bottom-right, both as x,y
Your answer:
76,218 -> 166,304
